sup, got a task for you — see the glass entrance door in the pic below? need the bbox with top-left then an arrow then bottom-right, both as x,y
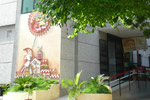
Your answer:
100,34 -> 123,77
108,41 -> 116,76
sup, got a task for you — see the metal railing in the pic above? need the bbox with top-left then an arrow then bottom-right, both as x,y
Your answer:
106,67 -> 150,96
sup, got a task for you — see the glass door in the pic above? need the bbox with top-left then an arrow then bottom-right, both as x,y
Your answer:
108,41 -> 116,76
100,39 -> 109,75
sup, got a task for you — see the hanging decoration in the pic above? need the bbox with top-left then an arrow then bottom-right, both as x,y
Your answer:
28,12 -> 51,36
16,48 -> 59,80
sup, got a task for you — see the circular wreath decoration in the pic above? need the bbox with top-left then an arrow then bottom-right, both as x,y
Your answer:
28,12 -> 51,36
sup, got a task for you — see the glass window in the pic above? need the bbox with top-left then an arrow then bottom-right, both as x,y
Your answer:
34,0 -> 40,9
22,0 -> 34,13
34,0 -> 40,4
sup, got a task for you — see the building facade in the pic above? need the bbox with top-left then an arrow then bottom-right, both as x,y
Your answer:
0,0 -> 18,84
133,39 -> 150,67
0,1 -> 149,94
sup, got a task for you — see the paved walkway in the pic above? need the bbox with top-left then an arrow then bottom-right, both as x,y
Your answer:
55,96 -> 68,100
113,81 -> 150,100
0,97 -> 3,100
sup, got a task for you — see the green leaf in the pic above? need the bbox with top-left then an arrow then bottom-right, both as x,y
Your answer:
61,79 -> 73,88
74,71 -> 82,85
6,76 -> 58,94
82,76 -> 111,94
78,81 -> 86,89
34,0 -> 150,38
60,71 -> 84,99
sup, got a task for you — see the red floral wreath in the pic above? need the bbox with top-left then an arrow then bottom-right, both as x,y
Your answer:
28,12 -> 50,36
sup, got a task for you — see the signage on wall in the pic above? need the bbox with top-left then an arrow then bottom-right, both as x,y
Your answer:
122,37 -> 148,52
28,12 -> 51,36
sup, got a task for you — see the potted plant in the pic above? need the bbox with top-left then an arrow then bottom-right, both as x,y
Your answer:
61,71 -> 112,100
61,71 -> 86,100
24,88 -> 33,100
24,83 -> 34,100
3,76 -> 60,100
78,75 -> 112,100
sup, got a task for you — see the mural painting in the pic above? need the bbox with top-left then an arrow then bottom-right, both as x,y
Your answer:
28,12 -> 50,36
16,48 -> 59,79
16,12 -> 60,80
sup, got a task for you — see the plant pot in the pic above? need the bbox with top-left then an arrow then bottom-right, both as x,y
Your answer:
3,84 -> 60,100
77,93 -> 112,100
77,86 -> 112,100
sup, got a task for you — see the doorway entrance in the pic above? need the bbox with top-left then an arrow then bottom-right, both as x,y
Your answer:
100,34 -> 124,77
108,39 -> 116,76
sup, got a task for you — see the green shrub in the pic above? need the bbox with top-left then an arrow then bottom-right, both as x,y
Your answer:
82,83 -> 111,94
61,71 -> 111,100
82,75 -> 111,94
61,71 -> 86,100
6,76 -> 58,93
61,72 -> 111,100
0,84 -> 10,95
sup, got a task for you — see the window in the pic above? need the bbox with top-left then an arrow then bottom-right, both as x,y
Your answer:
148,57 -> 150,67
21,0 -> 39,14
139,54 -> 141,66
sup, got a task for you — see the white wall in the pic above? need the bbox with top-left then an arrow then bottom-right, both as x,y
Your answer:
78,29 -> 100,81
133,39 -> 150,67
60,20 -> 76,80
60,21 -> 100,96
0,0 -> 17,26
0,0 -> 17,4
60,21 -> 100,81
0,0 -> 17,83
0,25 -> 15,83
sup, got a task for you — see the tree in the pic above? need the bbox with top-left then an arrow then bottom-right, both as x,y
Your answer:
35,0 -> 150,38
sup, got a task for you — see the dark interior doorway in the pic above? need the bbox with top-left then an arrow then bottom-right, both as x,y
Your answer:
100,34 -> 123,76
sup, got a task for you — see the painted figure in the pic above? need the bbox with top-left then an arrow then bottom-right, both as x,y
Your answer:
16,48 -> 60,80
21,48 -> 33,75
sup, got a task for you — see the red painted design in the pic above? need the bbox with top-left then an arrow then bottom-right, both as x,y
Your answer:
36,49 -> 43,60
28,12 -> 50,36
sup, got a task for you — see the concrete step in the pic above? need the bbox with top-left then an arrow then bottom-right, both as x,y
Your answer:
0,96 -> 3,100
55,95 -> 68,100
113,81 -> 150,100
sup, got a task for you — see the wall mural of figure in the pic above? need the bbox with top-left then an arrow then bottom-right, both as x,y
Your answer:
17,48 -> 34,76
16,12 -> 60,80
16,48 -> 60,80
